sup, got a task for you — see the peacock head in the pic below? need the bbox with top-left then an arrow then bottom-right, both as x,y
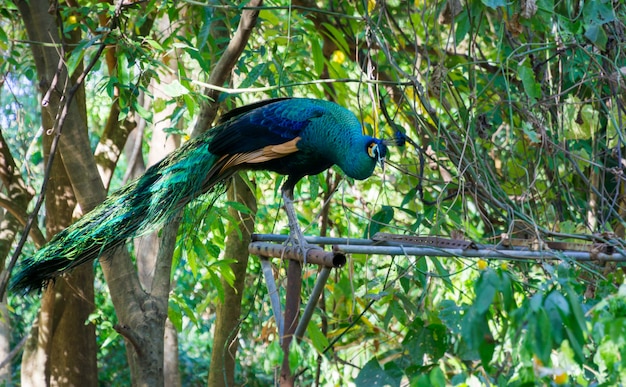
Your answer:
339,136 -> 387,180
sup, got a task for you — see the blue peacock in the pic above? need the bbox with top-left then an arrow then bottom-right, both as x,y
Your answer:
10,98 -> 387,292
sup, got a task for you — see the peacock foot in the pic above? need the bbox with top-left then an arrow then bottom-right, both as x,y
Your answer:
283,232 -> 322,265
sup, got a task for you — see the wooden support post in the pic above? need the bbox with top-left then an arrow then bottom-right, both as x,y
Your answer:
279,259 -> 302,387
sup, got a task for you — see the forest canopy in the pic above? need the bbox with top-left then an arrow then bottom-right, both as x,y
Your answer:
1,0 -> 625,385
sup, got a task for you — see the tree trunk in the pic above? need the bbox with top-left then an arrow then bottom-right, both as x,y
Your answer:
102,2 -> 264,384
132,16 -> 182,382
21,128 -> 97,387
163,319 -> 181,387
16,1 -> 98,385
208,174 -> 257,387
195,3 -> 263,385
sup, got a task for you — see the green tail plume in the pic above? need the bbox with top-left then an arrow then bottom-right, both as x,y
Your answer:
10,131 -> 230,293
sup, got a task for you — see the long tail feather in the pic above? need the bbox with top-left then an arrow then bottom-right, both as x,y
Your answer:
10,132 -> 229,293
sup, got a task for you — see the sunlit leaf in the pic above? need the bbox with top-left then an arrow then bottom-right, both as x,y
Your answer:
307,321 -> 329,353
355,358 -> 400,386
161,79 -> 190,98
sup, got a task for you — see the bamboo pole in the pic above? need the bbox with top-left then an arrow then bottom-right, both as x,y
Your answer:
250,234 -> 626,262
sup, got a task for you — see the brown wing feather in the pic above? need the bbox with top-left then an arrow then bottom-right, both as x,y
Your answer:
217,137 -> 300,174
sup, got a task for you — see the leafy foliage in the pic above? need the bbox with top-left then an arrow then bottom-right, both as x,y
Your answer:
1,0 -> 626,385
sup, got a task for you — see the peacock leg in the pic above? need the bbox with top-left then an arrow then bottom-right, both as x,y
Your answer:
281,188 -> 319,264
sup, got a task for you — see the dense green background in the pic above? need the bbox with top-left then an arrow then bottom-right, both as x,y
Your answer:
1,0 -> 626,385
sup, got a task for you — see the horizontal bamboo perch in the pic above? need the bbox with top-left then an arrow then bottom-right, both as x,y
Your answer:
248,242 -> 347,267
250,234 -> 626,262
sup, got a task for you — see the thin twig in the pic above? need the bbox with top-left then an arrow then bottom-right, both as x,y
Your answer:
191,78 -> 414,95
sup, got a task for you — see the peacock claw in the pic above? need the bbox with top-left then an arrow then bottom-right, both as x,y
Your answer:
282,187 -> 322,265
284,233 -> 322,265
284,205 -> 322,264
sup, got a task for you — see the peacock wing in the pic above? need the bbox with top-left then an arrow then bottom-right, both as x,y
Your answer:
208,98 -> 325,157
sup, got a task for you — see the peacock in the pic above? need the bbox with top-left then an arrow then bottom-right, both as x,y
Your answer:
10,98 -> 388,293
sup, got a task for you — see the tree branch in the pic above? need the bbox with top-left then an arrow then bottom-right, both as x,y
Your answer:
191,0 -> 264,138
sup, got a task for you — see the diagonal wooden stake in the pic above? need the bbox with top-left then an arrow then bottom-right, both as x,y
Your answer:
250,243 -> 342,387
260,258 -> 283,340
294,267 -> 331,341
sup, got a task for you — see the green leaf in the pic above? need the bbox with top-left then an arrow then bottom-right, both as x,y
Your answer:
415,256 -> 428,288
564,326 -> 585,364
0,26 -> 8,51
355,358 -> 400,386
474,269 -> 498,314
582,0 -> 615,26
544,290 -> 568,342
143,38 -> 164,51
307,321 -> 329,353
518,65 -> 541,102
311,38 -> 325,76
183,94 -> 196,118
454,10 -> 470,42
66,36 -> 98,77
429,367 -> 446,387
260,9 -> 280,25
267,339 -> 284,367
497,271 -> 515,311
168,299 -> 183,332
530,308 -> 552,364
365,206 -> 394,238
478,338 -> 495,368
564,284 -> 586,336
288,340 -> 303,373
389,296 -> 411,326
403,319 -> 448,364
400,186 -> 418,208
530,292 -> 544,312
584,25 -> 608,50
410,374 -> 431,387
308,174 -> 319,199
563,285 -> 586,363
224,201 -> 252,214
183,43 -> 209,71
239,62 -> 268,88
430,257 -> 453,290
207,270 -> 225,301
383,361 -> 404,385
188,237 -> 207,277
132,99 -> 153,122
438,300 -> 462,334
461,309 -> 494,367
321,23 -> 350,54
521,121 -> 540,143
117,54 -> 131,86
161,79 -> 189,98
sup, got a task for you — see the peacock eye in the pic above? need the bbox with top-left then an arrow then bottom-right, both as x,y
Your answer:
367,142 -> 378,159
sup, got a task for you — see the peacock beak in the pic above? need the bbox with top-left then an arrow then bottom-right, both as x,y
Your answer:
378,143 -> 387,172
